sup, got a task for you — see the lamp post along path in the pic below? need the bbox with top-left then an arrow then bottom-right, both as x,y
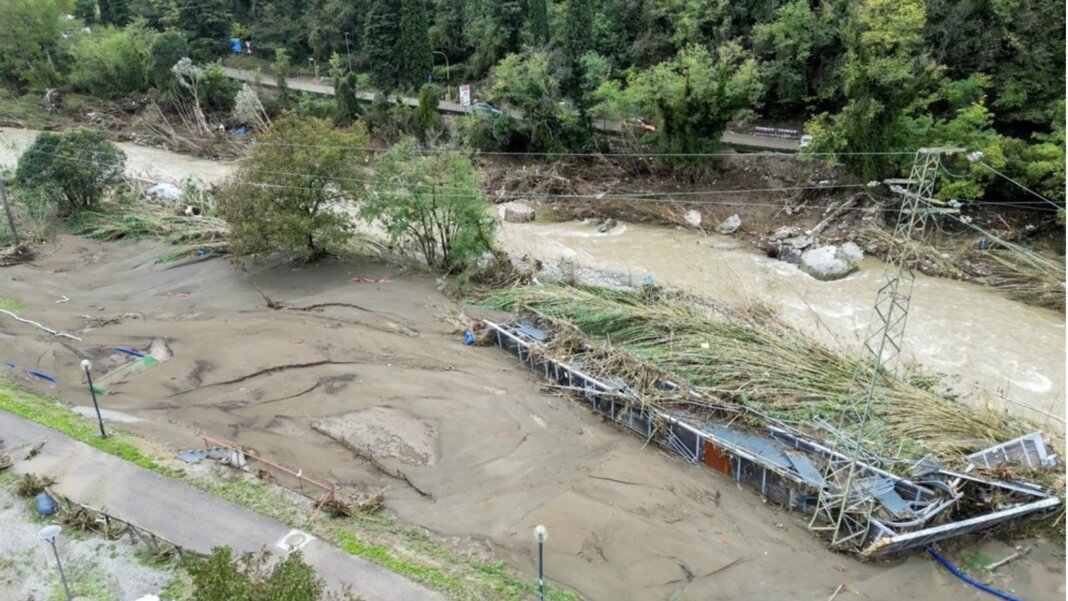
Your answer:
81,359 -> 106,439
535,525 -> 548,601
39,525 -> 72,601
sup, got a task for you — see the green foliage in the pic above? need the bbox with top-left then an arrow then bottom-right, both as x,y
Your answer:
74,0 -> 97,23
364,0 -> 402,91
15,129 -> 126,214
365,139 -> 495,273
272,48 -> 293,110
809,0 -> 938,179
167,0 -> 233,60
562,0 -> 594,95
196,63 -> 238,112
217,115 -> 368,260
413,83 -> 443,140
606,43 -> 762,159
188,548 -> 334,601
0,0 -> 73,91
149,30 -> 192,91
68,24 -> 154,99
333,72 -> 360,125
489,50 -> 588,152
527,0 -> 549,45
398,0 -> 433,89
454,113 -> 519,152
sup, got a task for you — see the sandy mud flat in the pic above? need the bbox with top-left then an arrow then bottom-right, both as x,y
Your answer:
0,236 -> 1063,600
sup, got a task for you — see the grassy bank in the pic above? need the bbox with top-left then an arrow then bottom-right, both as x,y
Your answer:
481,284 -> 1033,460
0,381 -> 577,601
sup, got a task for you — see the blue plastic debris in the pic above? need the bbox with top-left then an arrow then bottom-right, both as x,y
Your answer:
463,331 -> 475,345
28,370 -> 57,384
4,361 -> 14,368
35,493 -> 57,516
114,346 -> 146,358
233,127 -> 247,136
642,274 -> 654,285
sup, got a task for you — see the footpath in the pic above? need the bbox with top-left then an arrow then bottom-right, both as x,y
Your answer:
0,410 -> 447,601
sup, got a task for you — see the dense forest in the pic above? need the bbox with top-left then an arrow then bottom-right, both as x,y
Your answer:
0,0 -> 1064,203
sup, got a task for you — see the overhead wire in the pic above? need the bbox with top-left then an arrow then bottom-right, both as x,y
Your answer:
974,160 -> 1064,211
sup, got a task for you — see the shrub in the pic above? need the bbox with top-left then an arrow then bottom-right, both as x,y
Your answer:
187,547 -> 347,601
197,62 -> 239,112
15,129 -> 126,214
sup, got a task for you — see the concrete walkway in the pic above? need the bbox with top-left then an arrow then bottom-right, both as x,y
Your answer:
221,66 -> 800,152
0,411 -> 448,601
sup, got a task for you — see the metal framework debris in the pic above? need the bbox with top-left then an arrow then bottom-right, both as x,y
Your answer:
483,319 -> 1060,557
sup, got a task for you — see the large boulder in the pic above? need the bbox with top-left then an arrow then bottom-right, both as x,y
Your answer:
499,201 -> 535,223
799,244 -> 862,281
717,214 -> 742,235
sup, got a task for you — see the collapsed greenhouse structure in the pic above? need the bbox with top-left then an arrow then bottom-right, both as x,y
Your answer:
482,318 -> 1060,557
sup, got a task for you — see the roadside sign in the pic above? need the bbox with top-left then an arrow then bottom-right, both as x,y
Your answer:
459,84 -> 471,108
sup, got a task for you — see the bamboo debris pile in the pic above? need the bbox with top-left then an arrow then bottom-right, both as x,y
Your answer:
68,199 -> 229,262
857,226 -> 1065,311
482,284 -> 1031,461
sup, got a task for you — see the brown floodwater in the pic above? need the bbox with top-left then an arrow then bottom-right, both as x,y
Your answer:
498,220 -> 1066,427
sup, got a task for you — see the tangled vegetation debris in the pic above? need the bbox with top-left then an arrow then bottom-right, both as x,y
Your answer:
481,284 -> 1033,460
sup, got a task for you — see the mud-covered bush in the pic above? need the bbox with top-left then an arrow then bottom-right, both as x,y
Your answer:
15,129 -> 126,214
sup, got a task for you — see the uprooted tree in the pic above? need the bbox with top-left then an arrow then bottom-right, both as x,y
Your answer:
216,115 -> 368,260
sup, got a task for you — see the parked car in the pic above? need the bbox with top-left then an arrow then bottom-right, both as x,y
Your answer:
799,134 -> 814,149
471,101 -> 503,115
621,117 -> 656,132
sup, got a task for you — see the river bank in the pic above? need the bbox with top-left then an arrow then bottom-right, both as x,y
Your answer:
2,125 -> 1063,429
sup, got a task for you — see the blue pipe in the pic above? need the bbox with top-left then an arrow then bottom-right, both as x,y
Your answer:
925,546 -> 1024,601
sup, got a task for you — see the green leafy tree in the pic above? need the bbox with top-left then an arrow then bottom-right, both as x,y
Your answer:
188,547 -> 343,601
527,0 -> 548,45
562,0 -> 594,96
149,30 -> 192,91
364,0 -> 402,91
807,0 -> 938,180
99,0 -> 129,25
489,50 -> 588,151
167,0 -> 233,60
273,48 -> 293,110
217,115 -> 369,260
413,83 -> 443,140
365,139 -> 495,272
0,0 -> 73,91
398,0 -> 433,89
74,0 -> 97,23
15,129 -> 126,214
68,24 -> 155,99
606,43 -> 762,159
333,71 -> 360,125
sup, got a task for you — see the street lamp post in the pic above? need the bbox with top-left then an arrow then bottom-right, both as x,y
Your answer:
534,525 -> 548,601
343,32 -> 352,71
39,525 -> 72,601
80,359 -> 106,439
432,50 -> 450,103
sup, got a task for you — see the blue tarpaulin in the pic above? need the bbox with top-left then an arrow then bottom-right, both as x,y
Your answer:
229,38 -> 242,54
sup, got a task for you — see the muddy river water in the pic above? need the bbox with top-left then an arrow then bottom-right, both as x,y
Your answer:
2,126 -> 1062,425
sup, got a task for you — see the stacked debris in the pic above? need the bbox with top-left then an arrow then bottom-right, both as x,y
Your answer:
478,283 -> 1061,556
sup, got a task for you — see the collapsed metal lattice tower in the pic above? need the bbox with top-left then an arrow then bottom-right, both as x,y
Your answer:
809,147 -> 963,550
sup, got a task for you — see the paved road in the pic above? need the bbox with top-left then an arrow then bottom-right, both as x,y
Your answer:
221,67 -> 800,152
0,410 -> 447,601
